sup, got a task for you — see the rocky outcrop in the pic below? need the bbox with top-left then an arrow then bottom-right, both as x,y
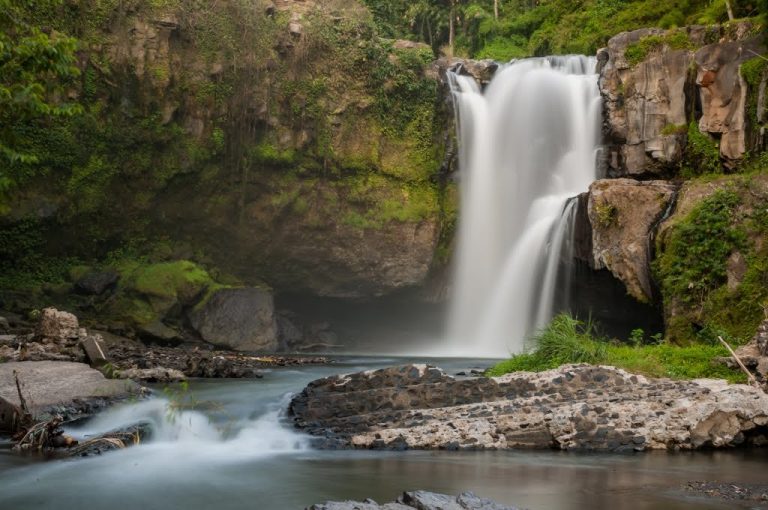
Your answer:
0,361 -> 140,432
188,287 -> 278,352
290,364 -> 768,451
598,23 -> 766,176
586,179 -> 677,302
307,491 -> 521,510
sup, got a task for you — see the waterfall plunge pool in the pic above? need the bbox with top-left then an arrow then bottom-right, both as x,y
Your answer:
1,358 -> 766,510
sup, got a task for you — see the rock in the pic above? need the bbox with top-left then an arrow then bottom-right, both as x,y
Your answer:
726,251 -> 747,291
587,179 -> 678,302
34,308 -> 82,343
307,491 -> 520,510
0,316 -> 9,333
75,270 -> 119,295
81,335 -> 109,367
0,361 -> 140,430
189,287 -> 279,352
599,27 -> 701,176
138,321 -> 183,344
0,395 -> 22,433
598,24 -> 766,175
277,311 -> 304,351
118,367 -> 186,383
695,37 -> 765,165
290,364 -> 768,452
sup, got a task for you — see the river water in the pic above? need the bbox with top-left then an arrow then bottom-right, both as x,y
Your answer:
1,358 -> 766,510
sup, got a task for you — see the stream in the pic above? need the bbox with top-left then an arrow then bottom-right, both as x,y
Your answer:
1,358 -> 766,510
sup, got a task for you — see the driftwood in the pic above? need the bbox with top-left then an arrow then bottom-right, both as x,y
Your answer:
718,336 -> 761,390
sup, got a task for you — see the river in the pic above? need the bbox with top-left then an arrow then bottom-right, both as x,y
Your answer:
1,358 -> 766,509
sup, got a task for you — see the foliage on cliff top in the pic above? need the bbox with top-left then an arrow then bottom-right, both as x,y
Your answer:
486,314 -> 746,383
362,0 -> 765,59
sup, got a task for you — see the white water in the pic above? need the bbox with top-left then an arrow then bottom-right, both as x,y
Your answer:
64,392 -> 309,470
447,56 -> 601,358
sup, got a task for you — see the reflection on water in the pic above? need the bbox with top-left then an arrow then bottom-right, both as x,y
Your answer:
0,358 -> 766,510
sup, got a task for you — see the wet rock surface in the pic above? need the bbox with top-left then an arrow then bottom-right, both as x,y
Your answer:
0,361 -> 140,431
290,364 -> 768,452
306,491 -> 522,510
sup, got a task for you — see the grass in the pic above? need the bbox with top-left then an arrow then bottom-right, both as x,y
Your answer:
486,314 -> 746,383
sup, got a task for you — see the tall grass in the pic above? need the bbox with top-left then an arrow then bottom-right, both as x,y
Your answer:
486,314 -> 746,383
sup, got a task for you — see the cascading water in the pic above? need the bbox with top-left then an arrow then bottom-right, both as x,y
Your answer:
447,55 -> 602,358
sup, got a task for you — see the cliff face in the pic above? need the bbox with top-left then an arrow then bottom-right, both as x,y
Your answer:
590,21 -> 768,343
1,0 -> 454,303
598,22 -> 766,177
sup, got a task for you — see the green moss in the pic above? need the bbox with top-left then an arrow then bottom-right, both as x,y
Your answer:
655,189 -> 745,308
486,314 -> 745,383
625,31 -> 696,66
594,200 -> 617,228
661,123 -> 687,136
741,56 -> 768,126
682,121 -> 722,177
129,260 -> 213,302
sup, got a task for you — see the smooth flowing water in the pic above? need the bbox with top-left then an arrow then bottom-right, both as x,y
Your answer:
1,361 -> 766,510
448,56 -> 601,358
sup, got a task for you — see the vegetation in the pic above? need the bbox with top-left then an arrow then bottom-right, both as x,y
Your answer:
487,314 -> 746,383
0,0 -> 82,206
361,0 -> 765,59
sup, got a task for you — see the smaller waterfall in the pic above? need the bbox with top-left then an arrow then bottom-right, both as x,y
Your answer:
447,56 -> 601,358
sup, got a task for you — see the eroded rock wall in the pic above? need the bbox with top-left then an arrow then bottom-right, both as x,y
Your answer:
598,22 -> 766,176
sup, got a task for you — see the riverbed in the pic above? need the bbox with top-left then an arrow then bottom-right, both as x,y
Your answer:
1,358 -> 766,509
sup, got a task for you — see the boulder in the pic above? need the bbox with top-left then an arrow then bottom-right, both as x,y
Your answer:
290,364 -> 768,452
188,287 -> 279,352
35,308 -> 82,343
587,179 -> 678,302
81,334 -> 109,367
75,270 -> 119,295
118,367 -> 186,383
0,361 -> 139,430
307,491 -> 521,510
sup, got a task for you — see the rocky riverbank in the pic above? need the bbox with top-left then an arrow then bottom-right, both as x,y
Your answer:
0,307 -> 329,383
290,364 -> 768,452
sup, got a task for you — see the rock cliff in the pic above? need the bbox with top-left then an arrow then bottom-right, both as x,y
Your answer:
598,22 -> 766,176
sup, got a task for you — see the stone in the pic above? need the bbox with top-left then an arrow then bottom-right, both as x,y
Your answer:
75,270 -> 119,295
81,334 -> 109,367
587,179 -> 678,302
0,361 -> 139,429
138,321 -> 183,344
0,395 -> 22,433
35,308 -> 81,342
290,364 -> 768,452
188,287 -> 279,352
726,251 -> 747,291
118,367 -> 186,383
306,492 -> 520,510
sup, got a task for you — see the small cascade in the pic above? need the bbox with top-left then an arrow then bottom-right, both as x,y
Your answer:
447,56 -> 602,358
64,394 -> 309,464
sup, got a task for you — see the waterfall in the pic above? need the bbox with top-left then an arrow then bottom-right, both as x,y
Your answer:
447,55 -> 601,358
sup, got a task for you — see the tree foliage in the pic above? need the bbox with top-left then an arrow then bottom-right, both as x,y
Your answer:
361,0 -> 765,59
0,0 -> 81,195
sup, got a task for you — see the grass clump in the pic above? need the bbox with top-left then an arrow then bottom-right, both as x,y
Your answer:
486,314 -> 745,383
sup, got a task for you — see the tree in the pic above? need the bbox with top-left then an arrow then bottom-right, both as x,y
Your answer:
0,0 -> 81,177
